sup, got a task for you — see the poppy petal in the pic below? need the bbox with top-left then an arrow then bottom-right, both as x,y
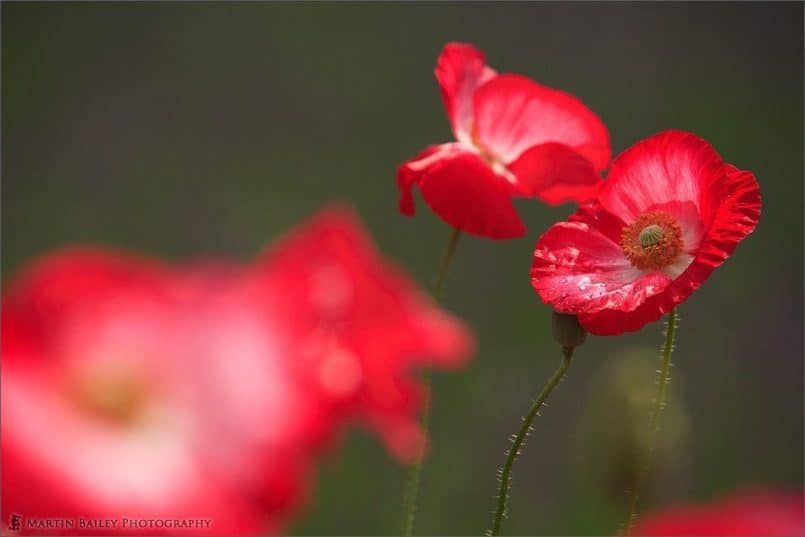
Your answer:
531,211 -> 671,318
258,205 -> 475,459
508,142 -> 603,205
435,42 -> 497,145
398,144 -> 525,239
472,74 -> 610,169
598,130 -> 723,223
397,143 -> 465,217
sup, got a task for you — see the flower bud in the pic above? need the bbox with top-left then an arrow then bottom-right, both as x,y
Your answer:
551,312 -> 587,349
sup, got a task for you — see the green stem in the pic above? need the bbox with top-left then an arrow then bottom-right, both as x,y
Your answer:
402,228 -> 462,537
433,228 -> 462,299
488,346 -> 577,536
622,309 -> 678,535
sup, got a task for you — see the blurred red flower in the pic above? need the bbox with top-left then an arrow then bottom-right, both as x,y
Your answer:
397,42 -> 610,239
1,206 -> 474,535
255,208 -> 473,462
531,130 -> 761,335
632,489 -> 804,536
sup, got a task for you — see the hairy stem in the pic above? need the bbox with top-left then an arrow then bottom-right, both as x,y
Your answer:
402,228 -> 462,537
621,309 -> 678,535
488,346 -> 576,536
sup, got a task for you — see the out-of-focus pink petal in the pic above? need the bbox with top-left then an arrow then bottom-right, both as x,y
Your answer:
1,358 -> 269,536
257,205 -> 475,460
1,204 -> 476,534
1,250 -> 306,535
632,489 -> 804,536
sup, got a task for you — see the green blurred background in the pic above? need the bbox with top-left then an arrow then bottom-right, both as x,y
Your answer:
3,3 -> 802,535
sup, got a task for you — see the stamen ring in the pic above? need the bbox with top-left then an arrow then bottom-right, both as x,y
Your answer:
621,211 -> 683,271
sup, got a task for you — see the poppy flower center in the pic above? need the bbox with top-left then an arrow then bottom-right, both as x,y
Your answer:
71,369 -> 147,426
621,211 -> 683,271
639,224 -> 664,247
469,126 -> 514,180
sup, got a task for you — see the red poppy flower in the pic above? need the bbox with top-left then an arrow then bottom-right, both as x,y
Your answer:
531,130 -> 761,335
1,206 -> 474,535
397,42 -> 610,239
254,206 -> 474,462
632,489 -> 804,536
1,250 -> 318,535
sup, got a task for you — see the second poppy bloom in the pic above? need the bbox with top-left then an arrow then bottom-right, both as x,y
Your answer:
397,43 -> 611,239
531,130 -> 761,335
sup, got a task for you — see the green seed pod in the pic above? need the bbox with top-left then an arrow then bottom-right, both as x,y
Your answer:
639,224 -> 664,247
